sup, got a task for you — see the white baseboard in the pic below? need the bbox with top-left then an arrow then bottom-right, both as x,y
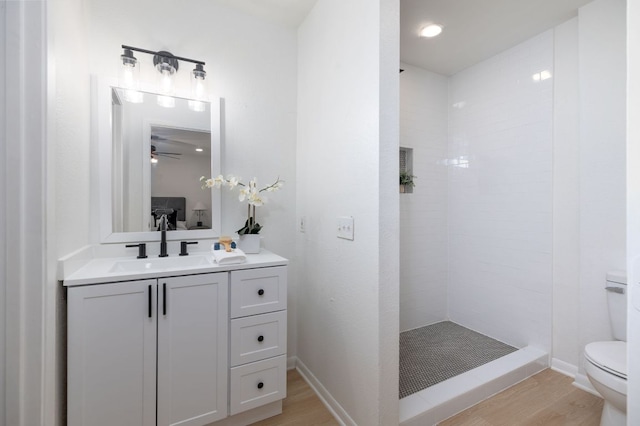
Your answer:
287,356 -> 297,370
573,372 -> 600,397
551,358 -> 578,378
551,359 -> 601,397
296,359 -> 355,426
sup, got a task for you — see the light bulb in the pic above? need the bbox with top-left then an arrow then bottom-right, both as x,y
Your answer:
119,48 -> 141,103
420,24 -> 443,38
191,64 -> 207,101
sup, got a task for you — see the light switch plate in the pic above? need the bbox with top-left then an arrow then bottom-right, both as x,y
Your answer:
337,216 -> 354,240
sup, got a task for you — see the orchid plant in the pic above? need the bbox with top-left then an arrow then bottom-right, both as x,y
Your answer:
200,175 -> 284,235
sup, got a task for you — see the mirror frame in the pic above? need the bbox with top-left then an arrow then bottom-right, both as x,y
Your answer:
93,76 -> 222,243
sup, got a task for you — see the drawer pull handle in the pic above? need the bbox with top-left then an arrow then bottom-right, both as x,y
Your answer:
257,335 -> 264,342
258,289 -> 265,296
257,382 -> 264,389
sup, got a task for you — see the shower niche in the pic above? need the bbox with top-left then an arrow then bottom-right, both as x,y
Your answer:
399,147 -> 414,193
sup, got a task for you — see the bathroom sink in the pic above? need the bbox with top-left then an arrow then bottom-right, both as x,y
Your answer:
109,255 -> 212,273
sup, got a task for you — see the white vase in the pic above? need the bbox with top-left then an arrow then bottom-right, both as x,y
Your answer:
238,234 -> 261,254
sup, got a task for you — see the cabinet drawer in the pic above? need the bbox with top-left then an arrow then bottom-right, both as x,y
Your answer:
230,310 -> 287,367
230,267 -> 287,318
229,355 -> 287,415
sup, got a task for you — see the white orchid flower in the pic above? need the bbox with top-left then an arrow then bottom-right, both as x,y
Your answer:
213,174 -> 225,188
266,179 -> 283,192
248,192 -> 266,206
238,187 -> 250,202
227,176 -> 239,190
205,178 -> 215,188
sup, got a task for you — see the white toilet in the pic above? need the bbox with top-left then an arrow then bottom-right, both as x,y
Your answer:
584,271 -> 627,426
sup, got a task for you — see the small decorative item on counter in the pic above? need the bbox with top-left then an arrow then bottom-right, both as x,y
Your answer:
211,238 -> 246,265
218,236 -> 234,252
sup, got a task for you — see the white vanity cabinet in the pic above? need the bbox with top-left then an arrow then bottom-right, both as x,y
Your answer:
65,252 -> 288,426
67,273 -> 228,426
229,267 -> 287,415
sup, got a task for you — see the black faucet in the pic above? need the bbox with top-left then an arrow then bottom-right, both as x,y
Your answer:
179,241 -> 198,256
125,243 -> 147,259
159,214 -> 168,257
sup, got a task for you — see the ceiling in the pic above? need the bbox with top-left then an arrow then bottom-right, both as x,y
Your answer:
401,0 -> 594,75
151,127 -> 210,158
213,0 -> 595,76
212,0 -> 318,28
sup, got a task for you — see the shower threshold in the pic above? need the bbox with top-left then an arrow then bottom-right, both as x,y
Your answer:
399,322 -> 547,425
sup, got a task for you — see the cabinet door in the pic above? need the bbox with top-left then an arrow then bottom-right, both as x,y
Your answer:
157,273 -> 228,426
67,280 -> 157,426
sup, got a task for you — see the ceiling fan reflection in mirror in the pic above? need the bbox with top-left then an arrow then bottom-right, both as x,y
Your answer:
150,144 -> 182,161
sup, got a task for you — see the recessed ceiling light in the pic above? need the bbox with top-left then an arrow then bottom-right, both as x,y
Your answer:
195,148 -> 204,152
420,24 -> 443,38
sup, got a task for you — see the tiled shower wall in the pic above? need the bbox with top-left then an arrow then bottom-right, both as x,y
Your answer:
399,64 -> 449,332
447,31 -> 553,350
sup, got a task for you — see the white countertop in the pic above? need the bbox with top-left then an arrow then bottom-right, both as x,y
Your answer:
62,249 -> 288,286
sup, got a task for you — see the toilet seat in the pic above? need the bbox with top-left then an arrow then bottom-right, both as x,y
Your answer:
584,341 -> 627,379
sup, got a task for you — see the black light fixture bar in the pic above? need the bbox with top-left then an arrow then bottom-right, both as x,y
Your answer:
121,45 -> 205,66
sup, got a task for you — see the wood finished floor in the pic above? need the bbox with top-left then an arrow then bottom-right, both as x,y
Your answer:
252,369 -> 339,426
439,369 -> 603,426
256,368 -> 602,426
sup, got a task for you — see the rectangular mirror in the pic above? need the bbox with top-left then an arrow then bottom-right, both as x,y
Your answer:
94,77 -> 221,243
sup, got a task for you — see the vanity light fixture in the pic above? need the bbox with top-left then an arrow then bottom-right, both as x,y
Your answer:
192,63 -> 207,99
119,48 -> 144,103
154,50 -> 178,97
420,24 -> 443,38
189,63 -> 208,111
119,45 -> 208,107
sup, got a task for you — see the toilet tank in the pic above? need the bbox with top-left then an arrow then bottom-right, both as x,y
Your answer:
606,271 -> 627,341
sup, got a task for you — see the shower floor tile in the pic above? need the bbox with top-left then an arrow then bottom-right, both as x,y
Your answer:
399,321 -> 517,399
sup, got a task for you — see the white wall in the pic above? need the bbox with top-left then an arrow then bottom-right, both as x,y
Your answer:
577,0 -> 627,377
3,2 -> 50,425
83,0 -> 299,356
399,63 -> 448,332
626,0 -> 640,423
447,31 -> 554,351
552,17 -> 581,371
151,153 -> 212,228
296,0 -> 398,424
53,0 -> 92,258
50,1 -> 92,424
